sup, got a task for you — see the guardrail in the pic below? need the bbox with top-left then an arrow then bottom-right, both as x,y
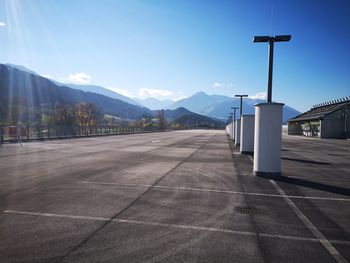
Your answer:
0,125 -> 160,146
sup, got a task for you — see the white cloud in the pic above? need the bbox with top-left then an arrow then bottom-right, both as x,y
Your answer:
138,88 -> 174,99
0,22 -> 6,27
213,82 -> 233,89
250,91 -> 267,100
68,72 -> 91,84
106,87 -> 131,97
213,82 -> 222,88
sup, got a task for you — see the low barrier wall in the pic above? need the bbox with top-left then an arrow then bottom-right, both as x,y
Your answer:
0,125 -> 159,144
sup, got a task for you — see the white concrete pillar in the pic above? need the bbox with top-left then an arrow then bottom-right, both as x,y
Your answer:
253,103 -> 284,177
235,120 -> 241,146
231,122 -> 234,141
240,115 -> 255,154
233,121 -> 236,141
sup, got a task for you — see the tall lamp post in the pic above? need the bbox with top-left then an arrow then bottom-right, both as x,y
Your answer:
229,112 -> 233,138
231,107 -> 238,141
229,113 -> 233,123
235,95 -> 248,116
234,95 -> 247,146
252,34 -> 291,177
253,35 -> 291,103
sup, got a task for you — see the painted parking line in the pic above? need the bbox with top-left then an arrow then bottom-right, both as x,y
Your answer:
270,180 -> 348,263
82,181 -> 350,202
246,152 -> 348,262
3,210 -> 109,221
3,209 -> 350,246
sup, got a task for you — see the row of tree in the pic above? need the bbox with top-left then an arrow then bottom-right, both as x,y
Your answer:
53,102 -> 103,126
1,98 -> 169,130
1,100 -> 104,127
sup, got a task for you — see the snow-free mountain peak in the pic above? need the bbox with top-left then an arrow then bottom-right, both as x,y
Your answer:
168,92 -> 300,123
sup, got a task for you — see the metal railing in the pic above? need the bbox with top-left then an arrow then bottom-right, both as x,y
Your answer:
0,125 -> 160,145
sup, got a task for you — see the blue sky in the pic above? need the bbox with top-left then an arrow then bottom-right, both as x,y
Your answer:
0,0 -> 349,111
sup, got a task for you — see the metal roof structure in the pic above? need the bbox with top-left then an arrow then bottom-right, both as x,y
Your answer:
289,97 -> 350,122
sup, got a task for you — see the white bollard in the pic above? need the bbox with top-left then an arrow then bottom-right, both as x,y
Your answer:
228,124 -> 231,138
232,121 -> 236,141
227,124 -> 232,140
231,121 -> 234,141
240,115 -> 255,154
235,119 -> 241,146
253,103 -> 284,177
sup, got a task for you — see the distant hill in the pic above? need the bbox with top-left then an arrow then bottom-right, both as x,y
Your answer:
4,64 -> 39,75
158,107 -> 225,128
60,83 -> 143,107
1,64 -> 300,126
168,92 -> 301,123
134,97 -> 173,110
4,64 -> 143,107
0,64 -> 152,122
168,91 -> 230,113
0,64 -> 224,128
173,114 -> 224,128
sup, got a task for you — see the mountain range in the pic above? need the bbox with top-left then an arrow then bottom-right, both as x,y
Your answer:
4,64 -> 144,107
1,63 -> 300,125
0,64 -> 152,121
0,64 -> 225,127
74,86 -> 300,123
62,83 -> 144,107
59,81 -> 300,123
162,107 -> 224,127
167,92 -> 300,123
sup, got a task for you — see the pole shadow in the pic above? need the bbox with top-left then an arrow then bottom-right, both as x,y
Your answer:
275,176 -> 350,197
282,157 -> 331,166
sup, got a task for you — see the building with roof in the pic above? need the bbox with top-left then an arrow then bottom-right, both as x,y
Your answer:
288,97 -> 350,139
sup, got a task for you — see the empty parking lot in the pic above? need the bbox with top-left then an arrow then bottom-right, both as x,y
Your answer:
0,130 -> 349,262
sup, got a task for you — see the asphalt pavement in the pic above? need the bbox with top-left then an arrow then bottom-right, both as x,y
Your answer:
0,130 -> 349,262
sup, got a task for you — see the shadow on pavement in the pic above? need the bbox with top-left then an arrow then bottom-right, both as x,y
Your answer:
276,176 -> 350,197
282,157 -> 331,166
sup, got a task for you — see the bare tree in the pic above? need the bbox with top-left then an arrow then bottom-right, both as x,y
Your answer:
6,97 -> 29,125
157,109 -> 167,131
74,102 -> 102,127
52,105 -> 75,126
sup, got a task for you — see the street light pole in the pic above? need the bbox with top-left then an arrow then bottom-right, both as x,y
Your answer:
233,96 -> 247,146
253,35 -> 291,103
267,40 -> 274,103
229,113 -> 233,139
235,95 -> 248,116
252,34 -> 291,177
231,107 -> 238,141
229,113 -> 233,122
231,107 -> 238,123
